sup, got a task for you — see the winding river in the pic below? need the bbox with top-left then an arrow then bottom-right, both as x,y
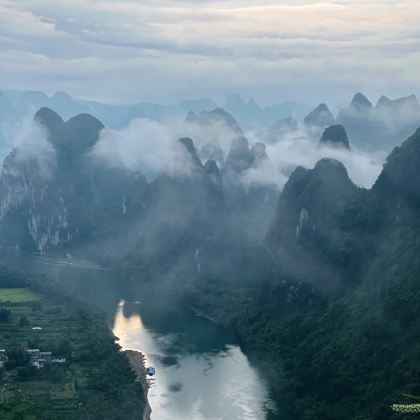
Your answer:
0,255 -> 277,419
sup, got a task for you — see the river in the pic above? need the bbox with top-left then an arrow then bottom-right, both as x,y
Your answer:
0,255 -> 277,419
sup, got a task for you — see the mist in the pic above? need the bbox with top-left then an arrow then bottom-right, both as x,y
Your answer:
248,128 -> 385,189
1,118 -> 55,178
92,119 -> 197,180
90,116 -> 385,190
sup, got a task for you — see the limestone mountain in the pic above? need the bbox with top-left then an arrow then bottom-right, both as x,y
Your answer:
349,92 -> 373,112
319,124 -> 350,149
223,136 -> 255,173
337,92 -> 420,151
0,107 -> 147,253
268,158 -> 358,290
376,94 -> 419,112
304,103 -> 335,128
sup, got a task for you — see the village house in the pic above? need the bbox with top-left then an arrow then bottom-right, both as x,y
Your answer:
26,349 -> 64,368
26,349 -> 53,367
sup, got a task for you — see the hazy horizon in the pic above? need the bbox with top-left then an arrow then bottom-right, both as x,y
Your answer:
1,0 -> 419,107
2,88 -> 419,114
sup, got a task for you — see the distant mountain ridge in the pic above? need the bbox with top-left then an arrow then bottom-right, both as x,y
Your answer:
0,90 -> 311,131
303,92 -> 420,152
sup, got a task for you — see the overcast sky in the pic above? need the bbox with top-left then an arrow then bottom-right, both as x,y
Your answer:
1,0 -> 419,106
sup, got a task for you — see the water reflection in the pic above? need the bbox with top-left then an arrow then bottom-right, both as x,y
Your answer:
0,254 -> 276,419
113,299 -> 275,420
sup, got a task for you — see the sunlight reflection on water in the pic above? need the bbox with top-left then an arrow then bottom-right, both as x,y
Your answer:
112,299 -> 276,420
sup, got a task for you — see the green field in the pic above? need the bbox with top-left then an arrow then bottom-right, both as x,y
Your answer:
0,288 -> 40,303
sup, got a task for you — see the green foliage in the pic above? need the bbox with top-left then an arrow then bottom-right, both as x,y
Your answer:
0,307 -> 11,322
0,287 -> 40,303
182,202 -> 420,419
18,316 -> 30,327
0,267 -> 145,420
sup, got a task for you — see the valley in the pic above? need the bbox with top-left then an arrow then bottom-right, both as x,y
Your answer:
1,91 -> 420,420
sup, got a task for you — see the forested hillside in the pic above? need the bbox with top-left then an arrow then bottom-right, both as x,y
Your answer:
180,129 -> 420,419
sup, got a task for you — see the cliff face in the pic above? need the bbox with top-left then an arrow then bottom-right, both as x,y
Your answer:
0,108 -> 146,253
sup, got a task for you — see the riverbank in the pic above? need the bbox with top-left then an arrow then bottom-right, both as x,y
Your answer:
125,350 -> 152,420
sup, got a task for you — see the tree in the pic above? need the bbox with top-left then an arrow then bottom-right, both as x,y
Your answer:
0,308 -> 11,323
18,316 -> 30,327
7,348 -> 29,367
56,339 -> 72,358
46,365 -> 65,383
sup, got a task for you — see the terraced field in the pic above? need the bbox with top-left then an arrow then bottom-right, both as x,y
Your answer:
0,288 -> 40,303
0,268 -> 145,420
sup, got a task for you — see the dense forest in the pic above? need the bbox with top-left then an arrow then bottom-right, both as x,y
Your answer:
173,130 -> 420,419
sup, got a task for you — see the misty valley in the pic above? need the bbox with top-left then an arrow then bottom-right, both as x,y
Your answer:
1,87 -> 420,420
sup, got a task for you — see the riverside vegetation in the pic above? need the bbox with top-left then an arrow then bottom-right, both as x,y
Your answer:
0,267 -> 145,420
177,129 -> 420,419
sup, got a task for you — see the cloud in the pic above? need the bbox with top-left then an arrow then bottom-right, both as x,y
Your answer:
0,0 -> 419,104
91,116 -> 384,189
2,118 -> 56,178
91,118 -> 194,180
244,127 -> 385,189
